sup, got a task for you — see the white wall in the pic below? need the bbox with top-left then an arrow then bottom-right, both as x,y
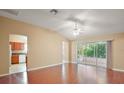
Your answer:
9,34 -> 27,43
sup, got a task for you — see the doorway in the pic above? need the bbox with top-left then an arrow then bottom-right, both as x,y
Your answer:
9,34 -> 28,74
77,41 -> 107,68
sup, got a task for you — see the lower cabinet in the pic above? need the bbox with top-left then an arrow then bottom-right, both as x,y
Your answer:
11,55 -> 19,64
19,55 -> 26,63
11,54 -> 26,64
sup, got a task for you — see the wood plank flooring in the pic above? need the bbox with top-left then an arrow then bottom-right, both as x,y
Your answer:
0,63 -> 124,84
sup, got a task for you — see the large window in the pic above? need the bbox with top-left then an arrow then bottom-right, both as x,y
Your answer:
77,41 -> 107,67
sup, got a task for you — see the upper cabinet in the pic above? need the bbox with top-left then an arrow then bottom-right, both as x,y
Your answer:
10,42 -> 24,50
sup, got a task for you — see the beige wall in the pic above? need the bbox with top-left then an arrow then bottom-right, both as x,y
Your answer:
68,41 -> 72,62
70,41 -> 77,63
1,15 -> 124,75
71,33 -> 124,70
62,41 -> 69,63
112,36 -> 124,70
0,16 -> 69,75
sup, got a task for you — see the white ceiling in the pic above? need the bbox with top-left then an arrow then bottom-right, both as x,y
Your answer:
0,9 -> 124,40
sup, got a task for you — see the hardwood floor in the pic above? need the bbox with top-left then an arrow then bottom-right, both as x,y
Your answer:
0,63 -> 124,84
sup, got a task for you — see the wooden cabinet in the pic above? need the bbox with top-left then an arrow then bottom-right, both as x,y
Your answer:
14,43 -> 24,50
11,55 -> 19,64
11,54 -> 26,64
10,42 -> 14,50
10,42 -> 24,50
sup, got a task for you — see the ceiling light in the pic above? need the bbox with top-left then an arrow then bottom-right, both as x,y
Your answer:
73,22 -> 80,36
73,29 -> 80,36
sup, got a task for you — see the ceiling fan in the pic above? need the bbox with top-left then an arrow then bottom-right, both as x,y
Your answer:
72,19 -> 85,36
66,16 -> 85,36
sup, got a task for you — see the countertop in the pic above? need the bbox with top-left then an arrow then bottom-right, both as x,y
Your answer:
12,53 -> 27,55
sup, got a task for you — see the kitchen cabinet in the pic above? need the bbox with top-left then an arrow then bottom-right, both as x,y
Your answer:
19,55 -> 26,63
10,42 -> 24,50
11,55 -> 19,64
11,53 -> 27,64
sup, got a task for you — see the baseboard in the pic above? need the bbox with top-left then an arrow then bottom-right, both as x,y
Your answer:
0,73 -> 9,77
28,62 -> 77,71
70,62 -> 77,64
0,62 -> 77,77
70,61 -> 77,64
63,61 -> 77,64
112,68 -> 124,72
63,61 -> 69,63
28,63 -> 63,71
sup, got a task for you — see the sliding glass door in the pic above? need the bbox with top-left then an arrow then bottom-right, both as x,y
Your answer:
77,41 -> 107,68
96,42 -> 107,67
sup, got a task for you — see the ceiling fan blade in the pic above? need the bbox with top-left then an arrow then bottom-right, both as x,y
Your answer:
67,16 -> 86,25
79,30 -> 84,32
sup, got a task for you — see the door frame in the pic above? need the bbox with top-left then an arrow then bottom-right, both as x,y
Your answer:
9,34 -> 28,74
76,41 -> 108,68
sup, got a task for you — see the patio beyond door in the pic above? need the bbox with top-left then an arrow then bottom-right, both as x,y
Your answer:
77,41 -> 107,68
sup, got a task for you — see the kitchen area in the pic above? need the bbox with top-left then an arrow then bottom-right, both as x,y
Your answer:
9,34 -> 28,74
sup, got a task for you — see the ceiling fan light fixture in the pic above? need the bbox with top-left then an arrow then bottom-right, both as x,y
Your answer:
73,29 -> 80,36
73,21 -> 80,36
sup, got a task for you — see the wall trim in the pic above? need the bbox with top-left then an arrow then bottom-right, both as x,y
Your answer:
63,61 -> 77,64
28,62 -> 78,71
0,73 -> 9,77
71,62 -> 77,64
112,68 -> 124,72
0,62 -> 77,77
63,61 -> 69,63
28,63 -> 63,71
0,62 -> 73,77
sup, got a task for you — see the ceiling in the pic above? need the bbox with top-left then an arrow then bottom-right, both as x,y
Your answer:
0,9 -> 124,40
